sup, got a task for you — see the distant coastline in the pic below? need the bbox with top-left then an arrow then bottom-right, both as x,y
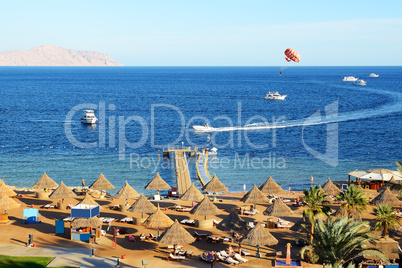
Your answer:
0,45 -> 123,66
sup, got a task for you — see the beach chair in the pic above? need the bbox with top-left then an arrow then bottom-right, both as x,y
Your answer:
187,219 -> 196,226
213,219 -> 221,225
235,253 -> 248,263
194,231 -> 207,238
225,257 -> 239,265
248,222 -> 255,229
127,235 -> 135,242
147,233 -> 156,240
167,253 -> 185,261
180,218 -> 189,224
220,250 -> 229,258
241,249 -> 250,256
140,233 -> 146,241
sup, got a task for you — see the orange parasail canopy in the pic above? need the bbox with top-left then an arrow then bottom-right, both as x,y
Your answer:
284,48 -> 300,62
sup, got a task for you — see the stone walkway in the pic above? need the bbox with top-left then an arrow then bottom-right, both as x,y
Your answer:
0,244 -> 132,267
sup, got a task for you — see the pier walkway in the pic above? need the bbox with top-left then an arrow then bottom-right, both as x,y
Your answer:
174,150 -> 192,195
196,152 -> 212,187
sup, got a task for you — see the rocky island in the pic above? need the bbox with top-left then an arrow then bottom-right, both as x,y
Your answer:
0,45 -> 123,66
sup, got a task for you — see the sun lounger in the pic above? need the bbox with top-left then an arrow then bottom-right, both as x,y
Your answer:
194,231 -> 208,238
276,223 -> 291,229
220,250 -> 229,258
63,217 -> 75,222
140,233 -> 146,241
147,233 -> 156,240
168,244 -> 183,250
120,217 -> 133,223
43,204 -> 56,209
241,249 -> 250,256
235,253 -> 248,263
207,236 -> 220,243
248,222 -> 255,229
213,219 -> 221,225
225,257 -> 239,265
243,210 -> 257,216
187,219 -> 195,226
180,218 -> 189,224
220,237 -> 231,243
167,253 -> 185,261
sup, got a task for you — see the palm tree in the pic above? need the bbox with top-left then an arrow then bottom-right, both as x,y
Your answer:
302,186 -> 331,244
300,216 -> 387,266
373,204 -> 400,238
336,184 -> 368,221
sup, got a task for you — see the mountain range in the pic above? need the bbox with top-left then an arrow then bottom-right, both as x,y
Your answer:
0,45 -> 123,66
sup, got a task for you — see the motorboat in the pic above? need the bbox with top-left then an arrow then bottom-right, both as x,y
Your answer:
208,147 -> 218,155
81,110 -> 98,124
368,73 -> 379,77
354,79 -> 367,86
264,91 -> 287,100
343,76 -> 358,82
193,123 -> 215,132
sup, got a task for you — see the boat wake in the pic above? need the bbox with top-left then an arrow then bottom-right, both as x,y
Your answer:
193,84 -> 402,132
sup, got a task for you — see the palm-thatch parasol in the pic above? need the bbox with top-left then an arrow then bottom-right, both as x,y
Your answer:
371,187 -> 402,207
202,174 -> 228,200
32,172 -> 58,190
258,177 -> 285,195
322,178 -> 341,197
77,194 -> 100,207
241,222 -> 278,246
377,176 -> 399,194
48,181 -> 76,199
190,194 -> 221,220
0,180 -> 17,197
127,194 -> 156,218
0,195 -> 20,213
71,216 -> 103,229
158,219 -> 195,245
263,198 -> 294,217
144,204 -> 173,229
88,173 -> 115,196
217,209 -> 247,231
180,183 -> 204,202
144,173 -> 170,195
113,181 -> 140,200
241,184 -> 270,212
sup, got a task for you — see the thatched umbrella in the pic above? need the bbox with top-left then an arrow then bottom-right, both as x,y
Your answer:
144,204 -> 174,239
144,173 -> 170,195
127,194 -> 156,218
377,176 -> 399,194
113,181 -> 140,200
371,187 -> 402,207
0,195 -> 20,213
48,181 -> 76,200
241,184 -> 270,212
32,172 -> 58,190
77,194 -> 100,207
241,222 -> 278,246
263,198 -> 294,217
0,180 -> 16,197
258,177 -> 285,195
88,173 -> 115,196
217,209 -> 247,231
71,216 -> 103,229
322,178 -> 341,197
190,194 -> 221,220
180,183 -> 204,202
158,219 -> 195,245
202,174 -> 228,200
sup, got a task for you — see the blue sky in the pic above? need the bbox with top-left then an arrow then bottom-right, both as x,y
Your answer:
1,0 -> 401,66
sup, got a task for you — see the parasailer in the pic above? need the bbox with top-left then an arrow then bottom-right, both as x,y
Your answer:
284,48 -> 300,63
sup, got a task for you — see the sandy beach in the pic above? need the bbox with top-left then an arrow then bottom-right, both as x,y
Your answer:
0,184 -> 389,268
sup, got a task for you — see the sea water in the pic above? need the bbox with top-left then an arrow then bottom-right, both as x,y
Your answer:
0,66 -> 400,195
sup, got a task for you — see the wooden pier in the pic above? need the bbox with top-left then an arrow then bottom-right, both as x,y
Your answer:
162,146 -> 197,195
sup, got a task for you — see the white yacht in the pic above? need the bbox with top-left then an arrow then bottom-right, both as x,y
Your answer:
264,91 -> 287,100
343,76 -> 358,82
81,110 -> 98,124
368,73 -> 379,77
209,147 -> 218,155
354,79 -> 367,86
193,123 -> 215,132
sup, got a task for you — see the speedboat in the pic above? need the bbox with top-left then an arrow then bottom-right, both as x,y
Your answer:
264,91 -> 287,100
343,76 -> 358,82
354,79 -> 367,86
81,110 -> 98,124
368,73 -> 379,77
193,123 -> 215,132
208,147 -> 218,155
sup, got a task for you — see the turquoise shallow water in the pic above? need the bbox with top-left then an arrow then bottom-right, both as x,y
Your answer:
0,66 -> 401,194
